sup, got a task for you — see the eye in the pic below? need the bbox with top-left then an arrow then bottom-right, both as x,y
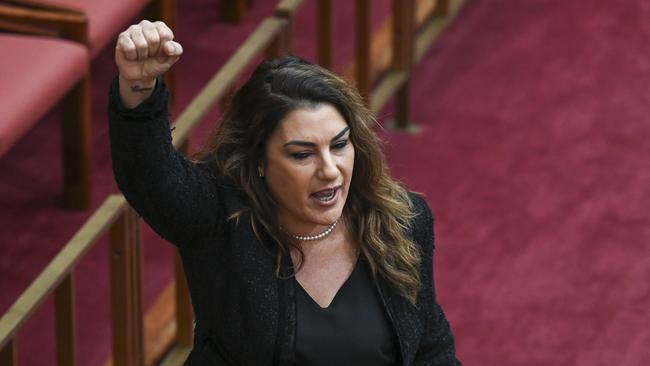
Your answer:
291,152 -> 312,160
332,139 -> 349,150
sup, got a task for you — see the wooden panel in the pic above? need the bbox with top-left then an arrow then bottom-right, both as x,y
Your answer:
317,0 -> 332,69
62,74 -> 92,210
276,0 -> 305,53
222,0 -> 247,23
392,0 -> 415,129
110,207 -> 144,366
266,23 -> 290,59
355,0 -> 371,99
0,339 -> 16,366
54,274 -> 76,366
435,0 -> 449,16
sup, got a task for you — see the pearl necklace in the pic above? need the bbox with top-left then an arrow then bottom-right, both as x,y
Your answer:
286,219 -> 339,241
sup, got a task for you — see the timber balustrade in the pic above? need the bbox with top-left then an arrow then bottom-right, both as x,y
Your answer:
275,0 -> 466,129
0,13 -> 290,366
0,195 -> 142,366
0,1 -> 466,365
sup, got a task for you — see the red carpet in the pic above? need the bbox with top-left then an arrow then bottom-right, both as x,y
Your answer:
1,0 -> 649,365
382,1 -> 650,364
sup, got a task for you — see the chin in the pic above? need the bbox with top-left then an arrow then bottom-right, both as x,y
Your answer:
307,206 -> 344,226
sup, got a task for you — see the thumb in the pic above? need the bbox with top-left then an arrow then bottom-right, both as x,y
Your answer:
164,41 -> 183,57
156,41 -> 183,65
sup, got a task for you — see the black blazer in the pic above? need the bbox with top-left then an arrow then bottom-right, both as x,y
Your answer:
108,78 -> 461,366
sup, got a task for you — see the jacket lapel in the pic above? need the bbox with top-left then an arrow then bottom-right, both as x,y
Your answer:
375,276 -> 424,366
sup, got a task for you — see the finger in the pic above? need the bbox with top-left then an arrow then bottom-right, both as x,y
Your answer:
154,21 -> 174,44
116,32 -> 137,61
142,24 -> 161,57
128,25 -> 149,60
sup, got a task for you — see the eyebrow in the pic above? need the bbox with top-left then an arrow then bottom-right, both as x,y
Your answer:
283,126 -> 350,148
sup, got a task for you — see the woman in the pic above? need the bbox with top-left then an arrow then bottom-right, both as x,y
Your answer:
110,20 -> 461,365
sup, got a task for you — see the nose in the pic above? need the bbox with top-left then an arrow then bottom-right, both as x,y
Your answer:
317,152 -> 339,181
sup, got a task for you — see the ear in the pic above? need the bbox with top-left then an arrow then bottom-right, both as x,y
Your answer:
257,152 -> 267,178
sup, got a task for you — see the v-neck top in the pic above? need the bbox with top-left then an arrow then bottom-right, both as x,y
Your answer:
293,257 -> 398,365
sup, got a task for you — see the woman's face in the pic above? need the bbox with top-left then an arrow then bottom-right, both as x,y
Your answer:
263,103 -> 355,236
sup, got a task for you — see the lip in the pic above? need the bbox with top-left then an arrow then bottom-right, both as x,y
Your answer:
311,185 -> 341,195
310,186 -> 341,207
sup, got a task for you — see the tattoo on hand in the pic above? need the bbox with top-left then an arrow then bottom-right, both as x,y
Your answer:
130,84 -> 154,92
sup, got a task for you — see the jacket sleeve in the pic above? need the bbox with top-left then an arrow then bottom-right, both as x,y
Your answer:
108,76 -> 225,245
411,194 -> 462,366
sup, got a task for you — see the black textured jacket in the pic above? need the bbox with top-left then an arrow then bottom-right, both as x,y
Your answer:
108,78 -> 461,365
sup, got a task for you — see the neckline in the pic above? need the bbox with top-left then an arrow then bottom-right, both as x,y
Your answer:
294,258 -> 362,309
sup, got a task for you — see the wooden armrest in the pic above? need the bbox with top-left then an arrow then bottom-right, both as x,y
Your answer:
0,1 -> 87,45
3,0 -> 81,13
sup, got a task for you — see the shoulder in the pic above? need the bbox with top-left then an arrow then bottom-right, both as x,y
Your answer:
406,192 -> 435,252
407,192 -> 434,226
195,158 -> 251,213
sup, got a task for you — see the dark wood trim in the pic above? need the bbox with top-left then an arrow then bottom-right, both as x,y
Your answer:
0,339 -> 16,366
61,75 -> 92,210
54,274 -> 76,366
355,0 -> 372,99
317,0 -> 332,69
223,0 -> 248,23
110,208 -> 145,366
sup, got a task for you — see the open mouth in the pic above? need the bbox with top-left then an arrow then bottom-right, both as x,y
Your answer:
311,187 -> 339,202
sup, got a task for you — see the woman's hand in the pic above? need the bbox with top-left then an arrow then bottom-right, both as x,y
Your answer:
115,20 -> 182,108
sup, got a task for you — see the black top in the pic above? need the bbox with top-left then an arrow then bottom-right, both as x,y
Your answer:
108,77 -> 461,365
294,257 -> 397,365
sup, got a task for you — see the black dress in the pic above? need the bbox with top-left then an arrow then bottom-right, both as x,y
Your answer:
294,257 -> 398,365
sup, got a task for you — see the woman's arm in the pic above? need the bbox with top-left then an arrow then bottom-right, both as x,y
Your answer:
109,21 -> 224,245
411,195 -> 462,365
115,20 -> 181,108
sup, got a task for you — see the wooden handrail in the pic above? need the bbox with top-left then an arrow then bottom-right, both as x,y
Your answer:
370,0 -> 467,130
0,195 -> 127,351
0,0 -> 467,363
0,1 -> 88,44
171,17 -> 289,147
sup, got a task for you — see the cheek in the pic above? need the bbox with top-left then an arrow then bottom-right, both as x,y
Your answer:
266,162 -> 311,200
344,147 -> 355,178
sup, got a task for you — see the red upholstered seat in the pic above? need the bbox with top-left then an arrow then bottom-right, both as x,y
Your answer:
0,33 -> 88,156
35,0 -> 156,57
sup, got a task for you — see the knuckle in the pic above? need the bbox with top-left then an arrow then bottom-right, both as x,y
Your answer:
134,39 -> 148,50
159,30 -> 173,41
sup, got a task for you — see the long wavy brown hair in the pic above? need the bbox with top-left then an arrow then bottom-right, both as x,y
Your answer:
196,56 -> 422,304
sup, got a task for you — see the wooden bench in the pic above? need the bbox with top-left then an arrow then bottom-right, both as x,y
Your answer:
0,2 -> 92,209
0,0 -> 176,209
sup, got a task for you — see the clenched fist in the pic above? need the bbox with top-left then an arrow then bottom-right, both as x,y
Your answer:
115,20 -> 182,108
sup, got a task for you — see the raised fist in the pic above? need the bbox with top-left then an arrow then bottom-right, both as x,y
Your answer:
115,20 -> 183,82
